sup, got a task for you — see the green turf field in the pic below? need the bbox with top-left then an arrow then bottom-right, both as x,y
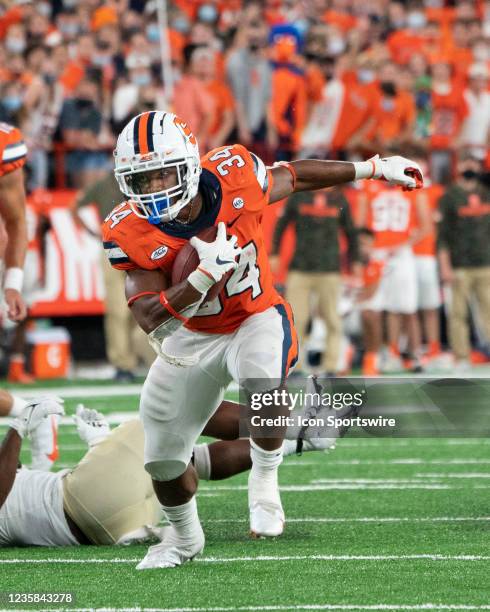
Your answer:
0,382 -> 489,611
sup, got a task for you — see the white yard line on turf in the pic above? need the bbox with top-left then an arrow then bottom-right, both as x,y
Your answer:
4,382 -> 240,399
6,606 -> 490,612
198,484 -> 455,492
12,453 -> 490,468
0,412 -> 140,426
323,459 -> 490,465
2,554 -> 489,564
5,606 -> 490,612
5,385 -> 142,398
311,479 -> 446,484
414,473 -> 490,479
204,516 -> 490,524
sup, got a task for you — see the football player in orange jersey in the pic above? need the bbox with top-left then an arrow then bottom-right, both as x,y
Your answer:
356,177 -> 431,373
0,122 -> 28,322
102,110 -> 423,569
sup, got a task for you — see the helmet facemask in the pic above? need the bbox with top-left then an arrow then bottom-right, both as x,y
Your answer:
115,152 -> 200,224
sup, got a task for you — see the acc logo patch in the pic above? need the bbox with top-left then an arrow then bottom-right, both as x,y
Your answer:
233,197 -> 244,209
150,245 -> 168,260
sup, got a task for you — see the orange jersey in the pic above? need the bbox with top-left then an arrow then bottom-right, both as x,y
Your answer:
0,123 -> 27,177
411,184 -> 444,257
102,144 -> 285,334
362,182 -> 415,250
372,89 -> 415,144
430,87 -> 468,149
331,76 -> 379,150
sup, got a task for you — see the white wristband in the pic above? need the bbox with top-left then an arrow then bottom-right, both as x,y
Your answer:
353,160 -> 380,180
4,267 -> 24,292
187,268 -> 216,295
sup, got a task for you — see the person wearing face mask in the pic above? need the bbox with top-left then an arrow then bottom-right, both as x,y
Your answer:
226,21 -> 275,161
269,25 -> 307,161
429,60 -> 468,185
190,47 -> 236,149
301,51 -> 381,160
386,7 -> 428,64
460,63 -> 490,161
112,55 -> 154,134
367,61 -> 416,151
438,154 -> 490,370
172,44 -> 215,150
59,77 -> 111,189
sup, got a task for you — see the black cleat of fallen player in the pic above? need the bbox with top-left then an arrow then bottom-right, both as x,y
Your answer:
114,368 -> 136,383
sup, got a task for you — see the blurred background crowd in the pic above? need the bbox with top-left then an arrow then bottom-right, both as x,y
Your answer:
1,0 -> 490,382
1,0 -> 489,189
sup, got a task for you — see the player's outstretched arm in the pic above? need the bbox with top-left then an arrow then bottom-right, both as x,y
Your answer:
0,167 -> 28,321
269,154 -> 424,203
0,429 -> 22,509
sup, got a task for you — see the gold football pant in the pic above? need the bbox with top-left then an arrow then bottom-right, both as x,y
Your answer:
63,420 -> 161,545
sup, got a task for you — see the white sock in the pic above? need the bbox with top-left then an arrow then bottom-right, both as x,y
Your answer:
193,444 -> 211,480
9,395 -> 27,417
282,439 -> 298,456
161,497 -> 202,542
250,439 -> 283,483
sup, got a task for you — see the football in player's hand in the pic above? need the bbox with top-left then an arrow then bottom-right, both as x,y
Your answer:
172,226 -> 232,303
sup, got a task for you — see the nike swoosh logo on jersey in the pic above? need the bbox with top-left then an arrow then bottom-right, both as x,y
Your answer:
216,256 -> 234,266
227,215 -> 240,228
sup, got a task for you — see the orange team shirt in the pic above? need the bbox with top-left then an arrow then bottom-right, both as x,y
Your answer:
411,183 -> 444,257
430,87 -> 468,149
331,75 -> 379,150
387,30 -> 425,65
205,79 -> 235,136
371,89 -> 415,144
102,144 -> 292,337
362,182 -> 415,250
271,65 -> 307,148
0,123 -> 27,178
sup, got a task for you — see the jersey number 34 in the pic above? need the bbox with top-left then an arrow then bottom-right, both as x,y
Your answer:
195,241 -> 262,316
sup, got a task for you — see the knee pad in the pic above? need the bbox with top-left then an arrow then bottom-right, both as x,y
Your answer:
145,458 -> 188,482
143,430 -> 190,482
239,356 -> 282,394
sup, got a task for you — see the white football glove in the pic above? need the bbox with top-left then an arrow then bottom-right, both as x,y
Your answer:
73,404 -> 110,447
187,222 -> 241,294
10,396 -> 65,439
370,154 -> 424,191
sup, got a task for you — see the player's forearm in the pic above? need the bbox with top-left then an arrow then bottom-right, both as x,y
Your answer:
0,429 -> 22,508
291,160 -> 356,192
3,218 -> 27,269
131,280 -> 203,334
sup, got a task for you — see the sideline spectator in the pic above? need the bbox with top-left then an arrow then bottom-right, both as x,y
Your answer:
271,188 -> 359,376
226,20 -> 275,161
460,63 -> 490,161
438,154 -> 490,370
172,45 -> 214,150
429,60 -> 468,184
59,77 -> 112,189
269,25 -> 307,161
190,47 -> 236,150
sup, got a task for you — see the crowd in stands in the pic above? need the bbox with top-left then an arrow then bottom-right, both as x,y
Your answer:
0,0 -> 489,191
